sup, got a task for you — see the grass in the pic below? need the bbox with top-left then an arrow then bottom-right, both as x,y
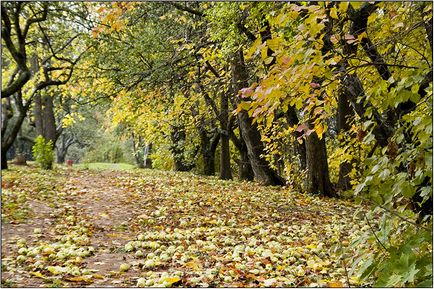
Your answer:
73,162 -> 136,171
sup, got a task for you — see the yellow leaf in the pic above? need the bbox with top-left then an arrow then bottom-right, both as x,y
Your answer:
184,259 -> 202,271
330,7 -> 338,19
93,274 -> 105,279
161,277 -> 181,285
246,38 -> 262,60
261,46 -> 269,61
30,271 -> 45,278
329,280 -> 344,287
316,124 -> 324,139
264,57 -> 274,65
65,276 -> 93,283
266,37 -> 281,51
339,2 -> 349,13
306,244 -> 317,250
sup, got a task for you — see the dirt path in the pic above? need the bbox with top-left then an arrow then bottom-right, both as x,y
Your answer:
64,171 -> 142,286
2,166 -> 368,287
2,168 -> 147,287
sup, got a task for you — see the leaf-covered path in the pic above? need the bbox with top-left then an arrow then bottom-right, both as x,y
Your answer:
2,166 -> 369,287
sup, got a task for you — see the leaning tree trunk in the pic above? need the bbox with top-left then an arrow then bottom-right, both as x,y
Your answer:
1,92 -> 30,170
231,50 -> 284,186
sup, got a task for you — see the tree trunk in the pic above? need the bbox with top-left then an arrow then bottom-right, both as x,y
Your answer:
219,92 -> 233,180
170,125 -> 193,172
1,93 -> 29,170
337,92 -> 355,191
231,50 -> 284,186
203,149 -> 215,175
132,135 -> 145,168
144,143 -> 153,169
286,106 -> 307,170
34,93 -> 44,136
1,149 -> 8,170
305,128 -> 335,197
219,132 -> 232,179
34,92 -> 58,147
43,94 -> 57,146
229,129 -> 254,181
239,143 -> 254,181
57,151 -> 66,164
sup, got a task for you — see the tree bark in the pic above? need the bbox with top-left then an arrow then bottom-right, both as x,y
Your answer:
144,143 -> 153,169
337,90 -> 355,191
229,129 -> 254,181
43,94 -> 57,146
231,49 -> 284,186
286,106 -> 307,171
1,92 -> 30,170
170,125 -> 193,172
1,148 -> 8,170
200,129 -> 219,176
303,5 -> 335,196
305,128 -> 335,197
219,92 -> 233,180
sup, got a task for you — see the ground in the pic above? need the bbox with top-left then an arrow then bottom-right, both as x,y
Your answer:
1,164 -> 370,287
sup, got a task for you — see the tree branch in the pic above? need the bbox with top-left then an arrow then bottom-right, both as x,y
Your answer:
169,2 -> 203,17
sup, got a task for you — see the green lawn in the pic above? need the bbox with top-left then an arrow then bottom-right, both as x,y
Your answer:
73,162 -> 136,171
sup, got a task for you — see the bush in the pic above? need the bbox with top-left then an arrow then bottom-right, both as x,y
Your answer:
32,136 -> 54,170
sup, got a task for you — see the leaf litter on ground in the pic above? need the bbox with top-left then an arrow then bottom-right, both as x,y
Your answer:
1,165 -> 373,287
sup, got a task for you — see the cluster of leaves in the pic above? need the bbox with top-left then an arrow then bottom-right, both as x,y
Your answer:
2,165 -> 379,287
1,167 -> 101,287
111,170 -> 373,287
32,136 -> 54,170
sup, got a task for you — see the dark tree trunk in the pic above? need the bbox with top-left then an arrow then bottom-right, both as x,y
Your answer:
43,94 -> 57,146
305,127 -> 335,197
219,92 -> 233,180
337,92 -> 355,191
229,129 -> 254,181
203,150 -> 215,176
57,152 -> 66,164
144,143 -> 153,169
170,126 -> 193,172
55,133 -> 74,164
200,130 -> 217,176
239,143 -> 254,181
34,92 -> 60,147
1,92 -> 29,170
220,131 -> 232,179
1,149 -> 8,170
286,106 -> 307,170
231,50 -> 284,186
132,135 -> 145,168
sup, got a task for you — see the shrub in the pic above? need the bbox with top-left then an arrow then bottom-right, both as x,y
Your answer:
32,136 -> 54,170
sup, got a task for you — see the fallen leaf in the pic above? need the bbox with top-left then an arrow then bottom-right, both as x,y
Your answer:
329,280 -> 344,287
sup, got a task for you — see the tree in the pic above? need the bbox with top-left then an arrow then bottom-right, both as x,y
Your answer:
1,2 -> 90,169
